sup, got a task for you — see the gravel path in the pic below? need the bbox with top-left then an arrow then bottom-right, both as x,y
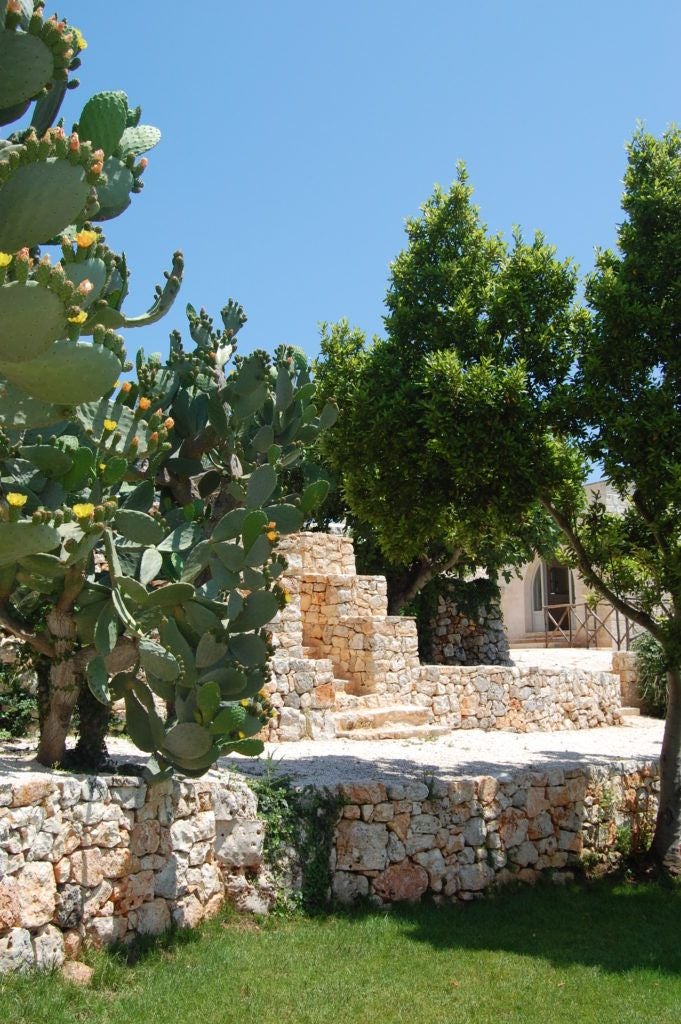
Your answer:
2,717 -> 663,789
227,716 -> 663,788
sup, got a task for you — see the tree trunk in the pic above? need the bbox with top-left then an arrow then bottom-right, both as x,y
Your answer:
36,609 -> 80,767
72,684 -> 110,770
652,666 -> 681,874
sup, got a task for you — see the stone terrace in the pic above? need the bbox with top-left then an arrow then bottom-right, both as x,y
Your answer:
262,533 -> 623,742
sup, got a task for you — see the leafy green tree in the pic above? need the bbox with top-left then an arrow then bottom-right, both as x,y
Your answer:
348,132 -> 681,872
314,166 -> 578,612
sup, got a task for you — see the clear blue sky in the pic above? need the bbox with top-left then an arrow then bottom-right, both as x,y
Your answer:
62,1 -> 680,362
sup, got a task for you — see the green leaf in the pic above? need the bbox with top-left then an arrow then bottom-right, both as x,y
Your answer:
157,523 -> 203,552
213,507 -> 247,542
300,479 -> 330,514
124,691 -> 156,753
230,590 -> 279,632
101,456 -> 128,486
162,722 -> 213,761
94,601 -> 119,656
210,703 -> 246,735
86,655 -> 111,705
275,364 -> 294,412
139,638 -> 180,681
114,510 -> 165,546
251,424 -> 275,452
195,632 -> 228,669
122,480 -> 155,512
180,540 -> 212,581
242,510 -> 267,551
139,547 -> 163,586
229,633 -> 268,667
0,522 -> 60,568
246,464 -> 277,508
213,541 -> 244,572
244,532 -> 272,567
197,681 -> 221,724
319,401 -> 339,429
264,503 -> 304,534
145,582 -> 195,608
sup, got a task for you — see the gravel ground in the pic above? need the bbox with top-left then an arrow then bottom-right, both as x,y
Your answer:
4,718 -> 661,789
509,647 -> 616,671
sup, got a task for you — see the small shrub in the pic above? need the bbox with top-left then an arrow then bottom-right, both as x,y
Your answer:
632,632 -> 668,718
0,660 -> 38,739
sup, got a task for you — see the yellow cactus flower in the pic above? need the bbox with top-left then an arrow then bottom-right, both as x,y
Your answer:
75,229 -> 97,249
239,699 -> 249,708
266,530 -> 279,543
0,253 -> 12,267
237,731 -> 246,739
71,27 -> 87,50
102,419 -> 117,432
67,310 -> 88,325
72,502 -> 95,519
6,492 -> 27,508
99,463 -> 107,472
138,397 -> 151,411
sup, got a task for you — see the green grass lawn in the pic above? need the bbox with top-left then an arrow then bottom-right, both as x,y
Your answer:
2,880 -> 681,1024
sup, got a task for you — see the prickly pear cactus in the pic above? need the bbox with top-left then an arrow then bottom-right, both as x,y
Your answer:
0,3 -> 337,779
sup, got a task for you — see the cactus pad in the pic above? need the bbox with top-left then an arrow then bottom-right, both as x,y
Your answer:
64,258 -> 108,308
77,92 -> 128,156
0,157 -> 90,251
0,280 -> 68,362
0,521 -> 61,569
0,339 -> 122,404
93,156 -> 133,221
117,124 -> 161,159
0,30 -> 53,110
0,377 -> 71,429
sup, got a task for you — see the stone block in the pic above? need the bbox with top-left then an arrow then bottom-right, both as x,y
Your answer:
17,861 -> 56,927
32,924 -> 65,971
458,862 -> 495,892
215,819 -> 264,869
0,928 -> 34,974
332,871 -> 370,904
372,861 -> 429,902
133,898 -> 171,936
0,876 -> 19,929
70,848 -> 103,887
335,820 -> 388,872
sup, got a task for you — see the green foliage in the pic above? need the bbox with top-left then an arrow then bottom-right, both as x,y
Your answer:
0,3 -> 336,778
406,574 -> 502,661
632,631 -> 668,718
250,770 -> 345,912
314,168 -> 577,608
0,653 -> 36,738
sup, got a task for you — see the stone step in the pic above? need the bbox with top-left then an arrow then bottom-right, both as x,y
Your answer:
332,704 -> 431,732
334,722 -> 452,741
620,706 -> 641,717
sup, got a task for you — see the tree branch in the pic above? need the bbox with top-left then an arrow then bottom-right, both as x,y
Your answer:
541,496 -> 663,641
388,548 -> 464,614
0,608 -> 55,658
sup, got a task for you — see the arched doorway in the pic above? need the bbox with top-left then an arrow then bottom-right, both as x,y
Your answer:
530,562 -> 575,633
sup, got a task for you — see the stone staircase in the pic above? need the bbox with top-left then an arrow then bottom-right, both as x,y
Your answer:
263,533 -> 625,742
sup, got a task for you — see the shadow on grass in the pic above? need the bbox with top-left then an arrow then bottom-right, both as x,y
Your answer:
331,877 -> 681,978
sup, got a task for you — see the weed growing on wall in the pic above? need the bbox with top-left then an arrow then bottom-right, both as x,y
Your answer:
249,770 -> 345,912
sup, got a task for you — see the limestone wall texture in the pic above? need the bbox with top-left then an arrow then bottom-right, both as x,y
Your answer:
429,597 -> 511,666
0,770 -> 271,974
261,533 -> 623,740
332,759 -> 659,904
0,756 -> 659,972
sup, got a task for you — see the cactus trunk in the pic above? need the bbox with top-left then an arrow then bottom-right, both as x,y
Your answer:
36,609 -> 81,767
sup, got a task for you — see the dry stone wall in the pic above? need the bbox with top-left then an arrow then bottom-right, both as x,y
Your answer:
332,759 -> 659,903
429,597 -> 511,666
0,755 -> 660,972
0,769 -> 272,974
262,534 -> 623,737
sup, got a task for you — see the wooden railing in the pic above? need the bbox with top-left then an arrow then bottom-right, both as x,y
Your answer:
543,602 -> 639,650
